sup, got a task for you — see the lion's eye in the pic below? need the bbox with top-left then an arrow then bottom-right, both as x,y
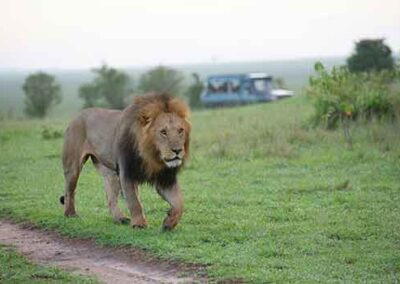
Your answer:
160,129 -> 167,136
178,128 -> 184,134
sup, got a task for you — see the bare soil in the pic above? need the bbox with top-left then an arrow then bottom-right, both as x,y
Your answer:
0,220 -> 206,284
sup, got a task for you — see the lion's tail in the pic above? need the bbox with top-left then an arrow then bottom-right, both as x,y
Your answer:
59,195 -> 65,205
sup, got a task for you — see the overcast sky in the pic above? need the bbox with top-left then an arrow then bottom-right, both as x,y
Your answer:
0,0 -> 399,69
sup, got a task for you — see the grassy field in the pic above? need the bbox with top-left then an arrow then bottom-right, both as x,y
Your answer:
0,245 -> 96,283
0,96 -> 399,283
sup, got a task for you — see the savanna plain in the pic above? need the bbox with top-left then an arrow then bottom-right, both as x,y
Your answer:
0,95 -> 399,283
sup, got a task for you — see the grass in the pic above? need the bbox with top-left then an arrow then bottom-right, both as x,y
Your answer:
0,96 -> 399,283
0,245 -> 97,283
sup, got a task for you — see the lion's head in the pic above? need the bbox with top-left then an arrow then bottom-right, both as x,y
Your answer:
131,93 -> 191,176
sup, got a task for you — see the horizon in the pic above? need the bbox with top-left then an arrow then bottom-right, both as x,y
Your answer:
0,55 -> 349,73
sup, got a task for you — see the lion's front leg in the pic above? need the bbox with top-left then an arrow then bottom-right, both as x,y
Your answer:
94,164 -> 129,224
156,183 -> 183,231
120,175 -> 147,229
103,173 -> 130,224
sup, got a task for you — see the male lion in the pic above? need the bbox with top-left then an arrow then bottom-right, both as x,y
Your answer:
60,92 -> 191,230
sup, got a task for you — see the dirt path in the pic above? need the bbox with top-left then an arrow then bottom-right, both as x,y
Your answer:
0,220 -> 205,284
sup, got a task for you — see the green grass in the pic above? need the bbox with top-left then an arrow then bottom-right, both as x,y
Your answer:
0,96 -> 399,283
0,245 -> 97,283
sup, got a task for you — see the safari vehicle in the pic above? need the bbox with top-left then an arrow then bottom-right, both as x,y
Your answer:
201,72 -> 293,107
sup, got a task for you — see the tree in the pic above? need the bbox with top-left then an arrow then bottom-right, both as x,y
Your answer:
185,73 -> 204,108
22,72 -> 62,118
78,83 -> 100,108
138,66 -> 183,95
79,64 -> 131,109
273,77 -> 287,89
347,39 -> 394,73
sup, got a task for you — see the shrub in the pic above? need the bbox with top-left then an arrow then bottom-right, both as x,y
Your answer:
79,64 -> 132,109
307,62 -> 399,129
138,66 -> 183,95
185,73 -> 204,109
22,72 -> 62,118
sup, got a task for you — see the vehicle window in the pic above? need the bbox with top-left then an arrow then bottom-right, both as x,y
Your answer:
208,79 -> 227,93
228,79 -> 241,93
208,78 -> 242,94
252,79 -> 272,92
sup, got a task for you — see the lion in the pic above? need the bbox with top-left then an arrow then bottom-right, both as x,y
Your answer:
60,92 -> 191,230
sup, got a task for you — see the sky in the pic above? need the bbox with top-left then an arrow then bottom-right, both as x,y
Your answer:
0,0 -> 399,69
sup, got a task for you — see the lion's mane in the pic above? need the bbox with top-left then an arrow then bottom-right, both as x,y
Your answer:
117,93 -> 191,187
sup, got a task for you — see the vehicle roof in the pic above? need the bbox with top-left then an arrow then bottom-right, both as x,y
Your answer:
207,72 -> 272,80
248,72 -> 272,79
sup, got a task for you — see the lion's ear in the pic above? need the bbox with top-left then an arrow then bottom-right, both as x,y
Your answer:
139,115 -> 152,127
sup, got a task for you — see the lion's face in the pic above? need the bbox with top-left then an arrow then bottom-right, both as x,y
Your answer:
133,93 -> 191,174
150,112 -> 190,168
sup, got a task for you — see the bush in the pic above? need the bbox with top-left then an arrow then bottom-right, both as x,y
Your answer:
79,64 -> 132,109
22,72 -> 62,118
185,73 -> 204,109
138,66 -> 183,95
307,62 -> 400,129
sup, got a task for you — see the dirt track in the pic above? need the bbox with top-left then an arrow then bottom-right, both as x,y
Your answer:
0,220 -> 205,284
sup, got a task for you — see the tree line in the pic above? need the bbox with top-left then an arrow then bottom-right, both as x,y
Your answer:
22,38 -> 396,118
22,65 -> 204,118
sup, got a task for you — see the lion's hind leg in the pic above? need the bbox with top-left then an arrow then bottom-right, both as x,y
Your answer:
62,152 -> 90,217
62,166 -> 80,217
61,121 -> 89,217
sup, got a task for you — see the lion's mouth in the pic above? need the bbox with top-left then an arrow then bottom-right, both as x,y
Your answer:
163,156 -> 182,168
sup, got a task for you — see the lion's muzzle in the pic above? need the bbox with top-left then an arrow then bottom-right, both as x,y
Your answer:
163,157 -> 182,168
163,153 -> 183,167
161,147 -> 185,168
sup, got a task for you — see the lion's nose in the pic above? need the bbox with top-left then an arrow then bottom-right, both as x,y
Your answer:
172,148 -> 182,155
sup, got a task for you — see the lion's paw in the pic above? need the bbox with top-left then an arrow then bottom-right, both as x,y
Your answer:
162,218 -> 178,231
131,219 -> 148,229
64,211 -> 79,218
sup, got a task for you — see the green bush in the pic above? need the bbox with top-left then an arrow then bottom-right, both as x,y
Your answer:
79,64 -> 132,109
185,73 -> 204,109
307,62 -> 400,129
22,72 -> 62,118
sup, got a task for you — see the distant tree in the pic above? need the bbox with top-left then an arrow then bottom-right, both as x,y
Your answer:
22,72 -> 62,118
273,77 -> 287,89
185,73 -> 204,108
79,64 -> 131,109
93,64 -> 131,109
138,66 -> 183,95
347,39 -> 394,73
78,83 -> 100,108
